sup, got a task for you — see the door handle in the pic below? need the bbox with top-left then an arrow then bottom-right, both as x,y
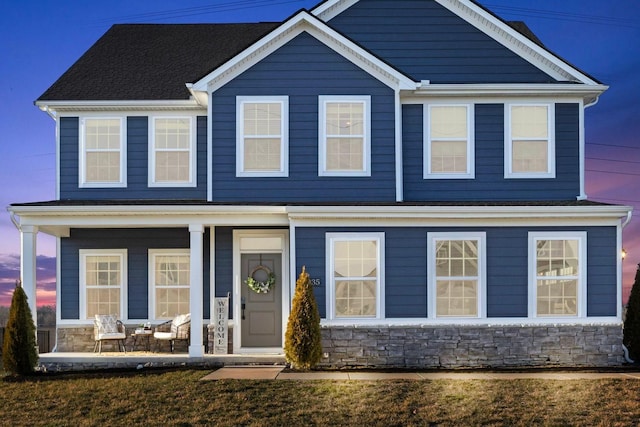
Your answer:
241,297 -> 246,320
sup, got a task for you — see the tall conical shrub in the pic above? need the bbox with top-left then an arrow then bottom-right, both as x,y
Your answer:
2,282 -> 38,375
624,264 -> 640,361
285,266 -> 322,370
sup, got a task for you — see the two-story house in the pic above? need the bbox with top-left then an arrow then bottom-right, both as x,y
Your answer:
9,0 -> 633,368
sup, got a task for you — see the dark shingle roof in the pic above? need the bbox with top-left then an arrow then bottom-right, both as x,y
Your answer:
37,23 -> 279,101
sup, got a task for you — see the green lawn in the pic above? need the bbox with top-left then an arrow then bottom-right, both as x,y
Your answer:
1,369 -> 640,426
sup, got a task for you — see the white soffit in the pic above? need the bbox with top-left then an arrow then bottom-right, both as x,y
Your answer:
191,10 -> 414,93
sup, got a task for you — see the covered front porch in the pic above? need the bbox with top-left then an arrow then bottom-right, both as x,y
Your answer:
8,202 -> 294,359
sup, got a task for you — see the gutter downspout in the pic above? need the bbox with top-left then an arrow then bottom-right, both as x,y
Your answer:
38,105 -> 57,121
9,209 -> 21,231
622,208 -> 634,363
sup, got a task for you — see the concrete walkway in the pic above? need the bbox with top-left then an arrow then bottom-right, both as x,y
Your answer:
201,366 -> 640,381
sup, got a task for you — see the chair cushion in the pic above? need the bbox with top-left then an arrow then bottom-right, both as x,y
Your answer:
154,331 -> 175,340
95,314 -> 119,333
173,313 -> 191,326
96,332 -> 126,340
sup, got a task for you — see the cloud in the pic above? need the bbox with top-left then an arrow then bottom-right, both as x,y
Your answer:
0,253 -> 57,307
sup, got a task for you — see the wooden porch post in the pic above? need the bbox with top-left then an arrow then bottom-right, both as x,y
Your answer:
189,224 -> 204,357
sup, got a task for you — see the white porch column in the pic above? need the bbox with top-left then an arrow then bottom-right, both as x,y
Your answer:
189,224 -> 204,357
20,225 -> 38,333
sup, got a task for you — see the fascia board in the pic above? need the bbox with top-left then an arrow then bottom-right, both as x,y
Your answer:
35,100 -> 205,114
191,10 -> 415,93
436,0 -> 601,85
411,83 -> 608,99
311,0 -> 358,20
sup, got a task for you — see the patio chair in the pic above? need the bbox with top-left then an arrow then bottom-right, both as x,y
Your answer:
93,314 -> 127,353
154,313 -> 191,353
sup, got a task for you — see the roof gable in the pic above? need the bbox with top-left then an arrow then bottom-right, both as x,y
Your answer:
191,10 -> 415,93
313,0 -> 600,85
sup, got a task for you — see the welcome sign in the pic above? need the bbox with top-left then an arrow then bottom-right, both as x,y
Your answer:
213,297 -> 229,354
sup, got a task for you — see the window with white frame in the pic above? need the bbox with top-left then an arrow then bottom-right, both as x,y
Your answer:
149,117 -> 196,186
80,249 -> 126,320
236,96 -> 289,177
424,104 -> 474,179
428,233 -> 485,318
80,118 -> 126,187
529,232 -> 586,317
149,250 -> 190,320
319,96 -> 371,176
327,233 -> 384,319
505,104 -> 555,178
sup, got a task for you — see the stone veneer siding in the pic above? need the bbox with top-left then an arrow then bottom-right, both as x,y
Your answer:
319,324 -> 624,368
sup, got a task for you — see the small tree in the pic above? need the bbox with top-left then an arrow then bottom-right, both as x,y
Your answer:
624,264 -> 640,362
2,281 -> 39,375
285,266 -> 322,370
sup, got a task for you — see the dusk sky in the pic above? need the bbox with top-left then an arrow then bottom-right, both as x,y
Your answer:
1,0 -> 638,307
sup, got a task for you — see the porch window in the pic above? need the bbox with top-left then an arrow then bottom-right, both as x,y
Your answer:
319,96 -> 371,176
326,233 -> 384,319
424,104 -> 474,179
80,249 -> 127,320
505,104 -> 555,178
149,117 -> 196,186
150,250 -> 190,319
80,117 -> 126,187
236,96 -> 289,177
428,233 -> 486,318
529,232 -> 586,317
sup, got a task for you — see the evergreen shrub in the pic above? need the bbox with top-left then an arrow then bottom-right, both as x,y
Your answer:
2,282 -> 38,375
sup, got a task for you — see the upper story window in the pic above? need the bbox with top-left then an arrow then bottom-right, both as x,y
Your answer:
149,117 -> 196,187
80,249 -> 127,320
80,117 -> 126,187
505,103 -> 555,178
236,96 -> 289,177
428,232 -> 486,318
319,96 -> 371,177
529,232 -> 586,318
326,233 -> 385,320
424,104 -> 474,179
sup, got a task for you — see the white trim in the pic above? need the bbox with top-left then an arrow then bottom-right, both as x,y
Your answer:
311,0 -> 359,20
504,103 -> 556,179
210,226 -> 216,325
148,115 -> 197,187
236,96 -> 289,177
528,231 -> 587,319
192,11 -> 414,93
410,83 -> 607,100
423,104 -> 475,179
427,232 -> 486,319
36,99 -> 205,113
578,100 -> 587,200
79,249 -> 128,321
78,116 -> 127,188
232,229 -> 289,354
55,117 -> 60,199
318,95 -> 371,177
320,317 -> 621,327
325,232 -> 385,320
394,88 -> 403,202
207,92 -> 213,201
148,248 -> 191,320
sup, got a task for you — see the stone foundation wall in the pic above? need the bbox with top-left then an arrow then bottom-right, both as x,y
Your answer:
319,324 -> 624,368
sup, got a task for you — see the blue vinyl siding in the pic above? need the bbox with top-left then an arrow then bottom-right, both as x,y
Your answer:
211,32 -> 396,202
295,226 -> 617,319
59,116 -> 207,200
60,228 -> 210,320
328,0 -> 556,83
403,103 -> 581,201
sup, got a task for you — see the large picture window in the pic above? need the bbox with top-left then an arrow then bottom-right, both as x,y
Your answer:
428,233 -> 486,318
236,96 -> 288,177
319,96 -> 371,176
149,250 -> 190,320
529,232 -> 586,317
80,117 -> 126,187
505,104 -> 555,178
424,105 -> 474,179
149,117 -> 196,186
327,233 -> 384,320
80,249 -> 127,320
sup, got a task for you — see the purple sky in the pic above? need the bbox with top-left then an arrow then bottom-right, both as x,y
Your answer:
1,0 -> 639,307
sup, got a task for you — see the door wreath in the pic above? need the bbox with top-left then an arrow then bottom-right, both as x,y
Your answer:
244,265 -> 276,294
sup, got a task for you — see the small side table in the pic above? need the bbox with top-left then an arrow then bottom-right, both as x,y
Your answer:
131,329 -> 153,351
